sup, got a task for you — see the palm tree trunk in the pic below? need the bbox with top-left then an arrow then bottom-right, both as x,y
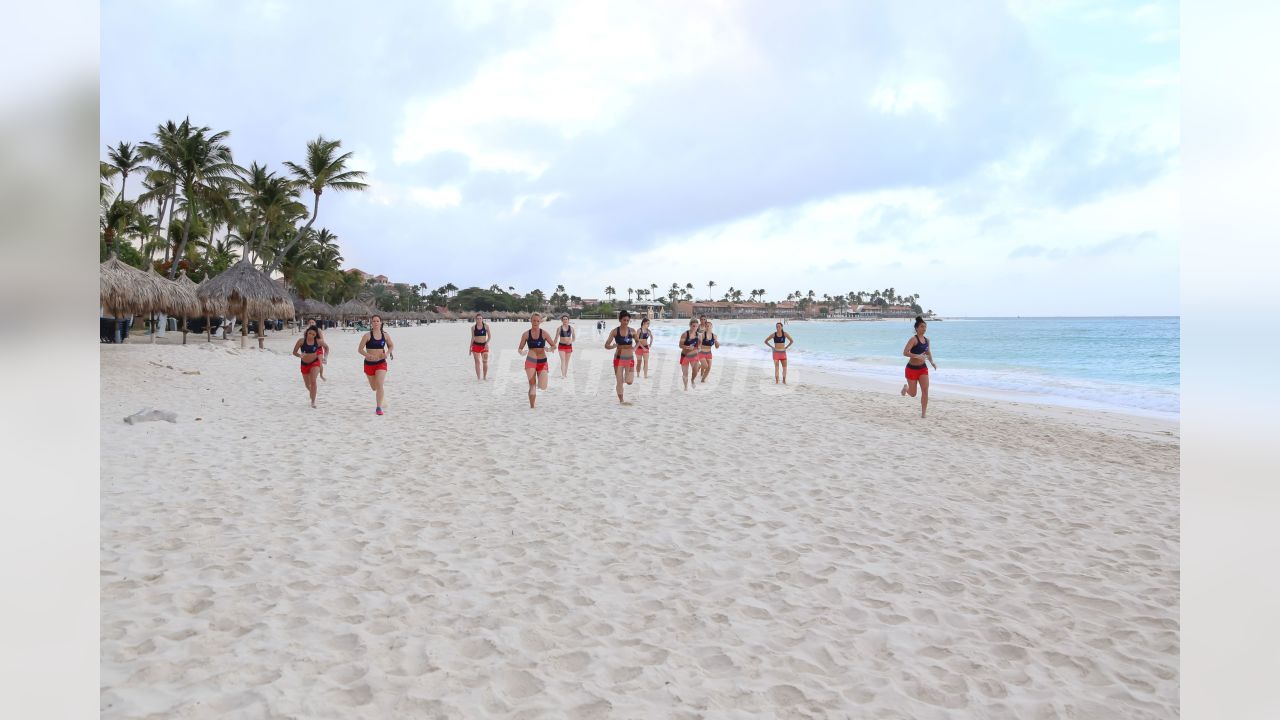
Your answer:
169,199 -> 194,279
265,191 -> 319,275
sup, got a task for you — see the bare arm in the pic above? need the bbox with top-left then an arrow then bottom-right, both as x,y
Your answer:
518,330 -> 528,355
925,339 -> 936,368
604,328 -> 617,350
358,333 -> 370,358
903,338 -> 923,361
386,333 -> 395,360
292,339 -> 303,358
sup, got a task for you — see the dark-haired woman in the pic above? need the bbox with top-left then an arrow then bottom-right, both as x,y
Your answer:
605,310 -> 638,404
635,317 -> 654,379
764,322 -> 794,384
901,316 -> 937,418
556,314 -> 575,378
359,315 -> 394,415
292,326 -> 324,408
469,313 -> 491,380
678,319 -> 701,391
519,312 -> 552,408
698,319 -> 720,383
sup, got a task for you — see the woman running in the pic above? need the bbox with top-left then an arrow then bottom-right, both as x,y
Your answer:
678,318 -> 702,390
518,312 -> 552,408
604,310 -> 638,404
698,319 -> 720,383
292,326 -> 324,408
358,314 -> 394,415
305,319 -> 331,381
469,313 -> 491,380
901,316 -> 937,418
634,317 -> 655,378
556,314 -> 576,378
764,322 -> 794,384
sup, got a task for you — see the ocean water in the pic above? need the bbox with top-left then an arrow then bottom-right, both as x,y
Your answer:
659,317 -> 1179,418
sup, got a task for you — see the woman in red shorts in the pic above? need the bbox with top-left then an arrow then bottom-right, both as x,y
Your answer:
763,321 -> 794,385
697,318 -> 720,384
634,317 -> 654,379
469,313 -> 491,380
677,318 -> 701,391
901,316 -> 937,418
292,325 -> 324,408
604,310 -> 638,404
358,314 -> 394,415
518,312 -> 552,408
555,314 -> 575,378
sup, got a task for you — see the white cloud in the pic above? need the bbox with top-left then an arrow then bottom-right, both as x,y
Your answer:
409,185 -> 462,208
393,0 -> 751,175
870,77 -> 952,120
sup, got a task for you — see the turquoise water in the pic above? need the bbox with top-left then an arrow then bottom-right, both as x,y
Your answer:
682,317 -> 1179,417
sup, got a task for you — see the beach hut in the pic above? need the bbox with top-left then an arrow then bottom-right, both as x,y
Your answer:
164,270 -> 202,344
198,259 -> 295,348
337,299 -> 375,323
100,255 -> 163,343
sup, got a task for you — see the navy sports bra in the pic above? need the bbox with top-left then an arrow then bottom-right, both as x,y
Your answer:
300,341 -> 319,354
366,330 -> 387,349
683,332 -> 700,348
639,330 -> 650,340
527,328 -> 547,349
911,335 -> 929,355
773,332 -> 786,345
559,326 -> 572,338
700,332 -> 715,347
473,323 -> 487,337
615,328 -> 634,346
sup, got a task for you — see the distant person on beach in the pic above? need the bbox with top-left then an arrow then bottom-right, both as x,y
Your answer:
358,315 -> 394,415
698,318 -> 720,383
635,317 -> 653,378
556,314 -> 575,378
604,310 -> 638,403
678,319 -> 702,390
469,313 -> 491,380
765,321 -> 794,384
518,312 -> 552,408
292,326 -> 324,408
901,316 -> 937,418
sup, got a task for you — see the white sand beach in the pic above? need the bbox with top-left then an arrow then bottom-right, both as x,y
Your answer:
101,321 -> 1179,719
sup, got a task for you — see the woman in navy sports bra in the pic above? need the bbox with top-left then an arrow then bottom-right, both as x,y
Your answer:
901,316 -> 937,418
697,319 -> 720,384
556,314 -> 575,379
292,326 -> 324,408
634,317 -> 653,379
469,313 -> 491,380
358,314 -> 394,415
518,312 -> 552,408
604,310 -> 638,404
678,318 -> 701,391
763,321 -> 794,384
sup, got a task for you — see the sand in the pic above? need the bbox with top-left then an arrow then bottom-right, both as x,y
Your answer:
101,321 -> 1179,719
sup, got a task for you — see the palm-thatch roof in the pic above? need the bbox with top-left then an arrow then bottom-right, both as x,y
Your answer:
296,298 -> 336,318
100,255 -> 163,317
336,299 -> 375,320
198,259 -> 295,320
150,267 -> 201,317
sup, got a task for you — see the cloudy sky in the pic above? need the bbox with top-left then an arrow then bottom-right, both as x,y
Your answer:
101,0 -> 1177,316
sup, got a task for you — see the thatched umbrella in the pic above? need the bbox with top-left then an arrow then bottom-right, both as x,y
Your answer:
162,270 -> 202,344
337,299 -> 375,323
198,260 -> 295,348
100,256 -> 163,343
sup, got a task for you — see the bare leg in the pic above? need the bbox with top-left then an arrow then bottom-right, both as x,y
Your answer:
701,358 -> 712,382
919,374 -> 930,418
781,359 -> 787,384
482,352 -> 489,379
307,371 -> 318,407
375,370 -> 387,409
624,366 -> 634,386
538,369 -> 549,390
526,368 -> 537,408
904,378 -> 919,398
615,366 -> 625,402
473,352 -> 482,380
681,363 -> 690,390
559,350 -> 569,378
774,359 -> 780,384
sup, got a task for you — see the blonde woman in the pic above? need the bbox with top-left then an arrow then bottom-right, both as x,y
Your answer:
518,312 -> 553,408
358,315 -> 394,415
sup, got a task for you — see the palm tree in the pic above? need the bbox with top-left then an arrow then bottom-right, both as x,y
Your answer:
141,118 -> 238,278
100,162 -> 118,211
627,287 -> 634,304
107,141 -> 146,201
707,280 -> 716,301
605,286 -> 616,302
266,135 -> 368,275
